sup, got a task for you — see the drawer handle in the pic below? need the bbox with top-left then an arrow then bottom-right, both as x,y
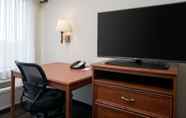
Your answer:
121,96 -> 135,102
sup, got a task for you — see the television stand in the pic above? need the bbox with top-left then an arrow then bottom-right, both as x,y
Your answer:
92,62 -> 178,118
105,59 -> 170,69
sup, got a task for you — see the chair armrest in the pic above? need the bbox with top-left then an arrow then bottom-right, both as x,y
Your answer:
31,89 -> 44,105
22,96 -> 35,103
37,82 -> 48,88
46,85 -> 55,89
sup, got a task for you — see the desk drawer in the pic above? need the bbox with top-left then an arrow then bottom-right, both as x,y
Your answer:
95,104 -> 149,118
95,84 -> 172,118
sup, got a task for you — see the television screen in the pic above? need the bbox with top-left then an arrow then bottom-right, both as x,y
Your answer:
98,2 -> 186,62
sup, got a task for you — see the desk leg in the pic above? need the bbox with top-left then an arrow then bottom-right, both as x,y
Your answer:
10,71 -> 16,118
66,89 -> 72,118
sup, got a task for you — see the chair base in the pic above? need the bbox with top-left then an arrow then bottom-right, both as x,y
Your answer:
31,108 -> 65,118
29,100 -> 91,118
31,113 -> 45,118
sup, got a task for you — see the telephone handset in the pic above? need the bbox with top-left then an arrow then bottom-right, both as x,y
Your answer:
70,60 -> 86,69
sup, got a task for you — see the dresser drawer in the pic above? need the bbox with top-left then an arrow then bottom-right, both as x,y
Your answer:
95,104 -> 149,118
95,84 -> 172,118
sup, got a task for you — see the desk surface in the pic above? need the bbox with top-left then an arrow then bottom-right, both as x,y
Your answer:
42,63 -> 92,85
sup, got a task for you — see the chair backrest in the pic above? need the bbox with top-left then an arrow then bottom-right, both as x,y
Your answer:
15,61 -> 48,100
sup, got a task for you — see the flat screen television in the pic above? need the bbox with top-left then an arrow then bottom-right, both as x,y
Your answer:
98,2 -> 186,69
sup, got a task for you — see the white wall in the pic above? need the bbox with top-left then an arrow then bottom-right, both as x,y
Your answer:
38,0 -> 186,117
39,0 -> 186,64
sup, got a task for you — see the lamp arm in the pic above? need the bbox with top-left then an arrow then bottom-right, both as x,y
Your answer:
61,32 -> 63,44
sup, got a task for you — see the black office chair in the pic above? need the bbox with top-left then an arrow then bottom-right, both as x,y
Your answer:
15,61 -> 65,118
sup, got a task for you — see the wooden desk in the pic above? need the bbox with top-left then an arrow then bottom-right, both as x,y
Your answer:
10,63 -> 92,118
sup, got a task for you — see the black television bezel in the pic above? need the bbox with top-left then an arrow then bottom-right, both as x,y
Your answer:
97,2 -> 186,64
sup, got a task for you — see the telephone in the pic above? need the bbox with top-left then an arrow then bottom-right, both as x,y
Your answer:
70,60 -> 86,69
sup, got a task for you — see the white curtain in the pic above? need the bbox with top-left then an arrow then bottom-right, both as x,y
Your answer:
0,0 -> 35,79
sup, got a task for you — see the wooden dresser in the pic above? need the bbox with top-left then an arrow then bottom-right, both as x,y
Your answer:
92,63 -> 178,118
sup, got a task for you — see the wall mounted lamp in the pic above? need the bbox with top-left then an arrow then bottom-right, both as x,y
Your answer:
40,0 -> 48,3
56,19 -> 72,44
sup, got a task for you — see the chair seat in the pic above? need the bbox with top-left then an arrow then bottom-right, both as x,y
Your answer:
24,88 -> 65,113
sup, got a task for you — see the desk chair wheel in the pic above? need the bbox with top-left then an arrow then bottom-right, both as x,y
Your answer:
31,112 -> 47,118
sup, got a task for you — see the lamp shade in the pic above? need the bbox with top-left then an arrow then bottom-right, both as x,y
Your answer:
56,19 -> 72,32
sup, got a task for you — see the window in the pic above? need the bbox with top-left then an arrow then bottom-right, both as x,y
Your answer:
0,0 -> 35,79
